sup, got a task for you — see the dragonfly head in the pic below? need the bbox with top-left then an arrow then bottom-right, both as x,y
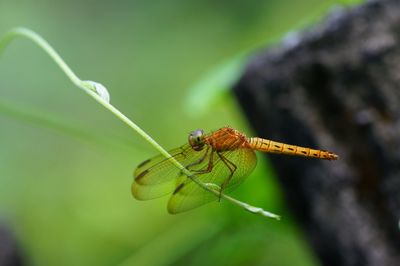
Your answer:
189,129 -> 205,151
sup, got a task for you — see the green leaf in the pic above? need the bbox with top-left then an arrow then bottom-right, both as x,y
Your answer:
184,53 -> 248,117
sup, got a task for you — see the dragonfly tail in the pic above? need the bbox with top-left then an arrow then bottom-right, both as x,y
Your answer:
248,137 -> 338,160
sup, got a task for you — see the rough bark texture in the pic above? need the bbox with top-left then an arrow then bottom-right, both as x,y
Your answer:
233,0 -> 400,265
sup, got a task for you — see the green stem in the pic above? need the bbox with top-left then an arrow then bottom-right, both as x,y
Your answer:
0,27 -> 279,220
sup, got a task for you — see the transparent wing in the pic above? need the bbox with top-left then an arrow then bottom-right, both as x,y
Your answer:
167,147 -> 257,214
132,144 -> 209,200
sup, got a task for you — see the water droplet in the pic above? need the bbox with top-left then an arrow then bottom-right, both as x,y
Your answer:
85,80 -> 110,103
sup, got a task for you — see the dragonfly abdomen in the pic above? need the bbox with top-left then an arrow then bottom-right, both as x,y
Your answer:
248,137 -> 338,160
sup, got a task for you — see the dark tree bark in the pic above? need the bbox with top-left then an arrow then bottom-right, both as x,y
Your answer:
0,223 -> 23,266
233,0 -> 400,265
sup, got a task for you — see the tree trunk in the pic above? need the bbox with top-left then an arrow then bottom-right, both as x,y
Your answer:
0,223 -> 23,266
233,0 -> 400,265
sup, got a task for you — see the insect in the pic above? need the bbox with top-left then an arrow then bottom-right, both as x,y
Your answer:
132,127 -> 338,214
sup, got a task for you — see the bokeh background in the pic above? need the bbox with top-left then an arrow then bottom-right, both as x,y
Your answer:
0,1 -> 362,265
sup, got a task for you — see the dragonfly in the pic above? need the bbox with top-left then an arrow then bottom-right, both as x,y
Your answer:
132,126 -> 338,214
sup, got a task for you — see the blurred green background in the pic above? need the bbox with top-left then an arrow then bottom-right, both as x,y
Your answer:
0,1 -> 362,265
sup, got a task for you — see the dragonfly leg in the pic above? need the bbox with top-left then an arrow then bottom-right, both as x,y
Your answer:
174,149 -> 216,195
183,146 -> 210,172
188,148 -> 215,174
216,152 -> 237,201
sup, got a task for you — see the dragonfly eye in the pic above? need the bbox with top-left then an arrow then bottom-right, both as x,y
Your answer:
189,129 -> 205,151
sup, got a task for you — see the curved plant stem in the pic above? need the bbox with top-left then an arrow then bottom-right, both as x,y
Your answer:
0,27 -> 279,220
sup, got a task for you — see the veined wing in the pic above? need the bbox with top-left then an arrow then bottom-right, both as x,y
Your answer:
167,147 -> 257,214
132,144 -> 208,200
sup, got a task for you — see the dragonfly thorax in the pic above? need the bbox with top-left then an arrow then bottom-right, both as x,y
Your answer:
206,127 -> 248,151
189,129 -> 206,151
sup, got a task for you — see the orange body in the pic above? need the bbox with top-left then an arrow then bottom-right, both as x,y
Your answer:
205,127 -> 338,160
